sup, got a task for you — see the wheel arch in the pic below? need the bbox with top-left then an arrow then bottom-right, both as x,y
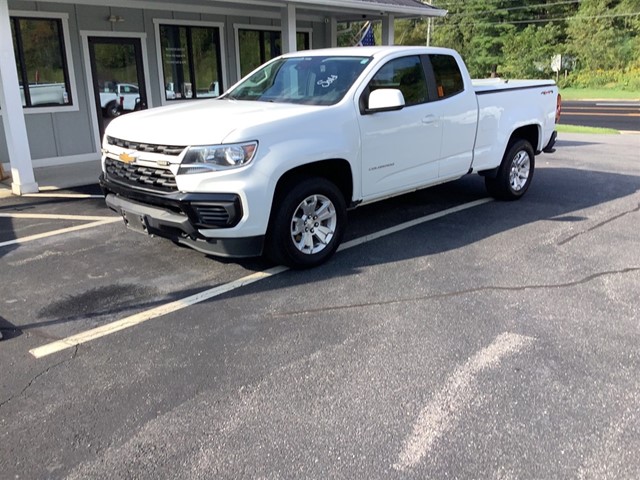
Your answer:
265,167 -> 350,268
509,124 -> 541,153
480,124 -> 541,178
272,159 -> 354,208
484,137 -> 536,200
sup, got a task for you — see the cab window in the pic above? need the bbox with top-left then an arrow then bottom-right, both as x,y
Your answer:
121,85 -> 138,94
368,56 -> 428,107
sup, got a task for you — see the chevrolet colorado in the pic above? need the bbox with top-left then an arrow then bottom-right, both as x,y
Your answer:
100,46 -> 560,268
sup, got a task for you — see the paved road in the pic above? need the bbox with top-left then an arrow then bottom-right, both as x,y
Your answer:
1,133 -> 639,479
561,100 -> 640,131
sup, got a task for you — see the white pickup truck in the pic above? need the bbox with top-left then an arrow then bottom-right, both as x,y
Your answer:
20,83 -> 68,106
100,46 -> 560,268
99,83 -> 140,117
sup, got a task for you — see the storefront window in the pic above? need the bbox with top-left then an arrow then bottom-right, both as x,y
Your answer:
160,24 -> 223,101
10,17 -> 72,107
238,28 -> 310,78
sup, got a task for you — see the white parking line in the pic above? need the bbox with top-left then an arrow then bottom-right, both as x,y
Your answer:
338,198 -> 492,251
0,213 -> 117,221
29,198 -> 492,358
29,267 -> 288,358
0,218 -> 121,248
21,193 -> 104,199
393,332 -> 534,472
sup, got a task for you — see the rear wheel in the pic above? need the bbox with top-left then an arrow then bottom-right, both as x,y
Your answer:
485,139 -> 535,200
106,101 -> 121,118
266,177 -> 346,269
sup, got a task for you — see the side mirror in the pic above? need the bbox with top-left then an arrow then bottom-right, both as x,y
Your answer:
366,88 -> 405,113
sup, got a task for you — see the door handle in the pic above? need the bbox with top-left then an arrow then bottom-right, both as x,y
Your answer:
422,114 -> 437,125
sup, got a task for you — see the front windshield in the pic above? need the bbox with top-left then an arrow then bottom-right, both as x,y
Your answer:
225,56 -> 371,106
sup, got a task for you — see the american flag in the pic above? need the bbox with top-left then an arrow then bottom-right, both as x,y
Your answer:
357,22 -> 375,46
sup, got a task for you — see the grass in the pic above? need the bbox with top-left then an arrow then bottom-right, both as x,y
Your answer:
559,87 -> 640,100
556,124 -> 619,134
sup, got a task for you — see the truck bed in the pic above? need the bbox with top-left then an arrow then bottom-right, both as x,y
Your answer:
470,79 -> 558,173
472,78 -> 556,94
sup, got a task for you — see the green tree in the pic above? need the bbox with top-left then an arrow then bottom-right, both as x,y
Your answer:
396,1 -> 580,77
392,0 -> 637,84
567,0 -> 638,70
395,18 -> 430,46
617,0 -> 640,67
429,0 -> 519,77
501,23 -> 563,78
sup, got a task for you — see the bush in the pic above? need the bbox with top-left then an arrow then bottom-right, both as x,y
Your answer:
559,67 -> 640,91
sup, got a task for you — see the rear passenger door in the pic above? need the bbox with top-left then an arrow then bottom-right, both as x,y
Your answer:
424,54 -> 478,180
358,55 -> 442,198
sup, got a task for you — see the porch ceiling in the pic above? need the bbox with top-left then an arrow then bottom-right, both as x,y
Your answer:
291,0 -> 447,20
33,0 -> 446,21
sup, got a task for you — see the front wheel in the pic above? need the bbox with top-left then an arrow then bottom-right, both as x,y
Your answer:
485,139 -> 535,200
266,177 -> 346,269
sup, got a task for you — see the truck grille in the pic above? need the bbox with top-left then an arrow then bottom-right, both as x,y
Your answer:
105,158 -> 177,192
191,205 -> 231,227
106,136 -> 186,156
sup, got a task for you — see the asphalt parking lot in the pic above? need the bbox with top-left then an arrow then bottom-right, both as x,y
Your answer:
1,133 -> 639,479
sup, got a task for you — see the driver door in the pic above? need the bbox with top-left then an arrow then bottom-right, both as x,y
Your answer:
358,55 -> 442,199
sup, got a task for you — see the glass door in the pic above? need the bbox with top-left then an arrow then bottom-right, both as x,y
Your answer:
88,37 -> 147,137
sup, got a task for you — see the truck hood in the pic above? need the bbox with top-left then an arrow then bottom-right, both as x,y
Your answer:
105,99 -> 323,146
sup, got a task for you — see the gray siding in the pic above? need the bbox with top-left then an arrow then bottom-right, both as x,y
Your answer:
24,114 -> 58,159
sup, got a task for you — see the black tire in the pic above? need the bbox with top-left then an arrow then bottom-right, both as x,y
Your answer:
485,139 -> 535,200
106,101 -> 121,118
266,177 -> 347,269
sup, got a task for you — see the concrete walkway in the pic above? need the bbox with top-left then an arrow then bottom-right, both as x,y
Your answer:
0,159 -> 102,199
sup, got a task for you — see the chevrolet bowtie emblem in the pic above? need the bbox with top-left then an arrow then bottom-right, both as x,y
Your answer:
119,152 -> 137,164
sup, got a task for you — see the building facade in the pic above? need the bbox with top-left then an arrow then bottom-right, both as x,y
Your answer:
0,0 -> 445,194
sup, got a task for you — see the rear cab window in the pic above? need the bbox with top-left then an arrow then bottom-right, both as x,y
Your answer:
428,54 -> 464,99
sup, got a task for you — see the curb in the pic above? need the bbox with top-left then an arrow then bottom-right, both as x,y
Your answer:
1,182 -> 100,199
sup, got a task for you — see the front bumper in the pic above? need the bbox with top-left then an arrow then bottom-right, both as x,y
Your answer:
100,175 -> 264,258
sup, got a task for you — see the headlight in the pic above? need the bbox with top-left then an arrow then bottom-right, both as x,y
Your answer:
178,141 -> 258,174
